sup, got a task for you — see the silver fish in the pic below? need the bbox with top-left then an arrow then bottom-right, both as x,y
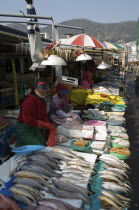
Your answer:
99,170 -> 126,182
101,154 -> 130,169
99,156 -> 125,170
49,185 -> 90,204
19,165 -> 61,178
13,184 -> 40,197
9,186 -> 37,203
99,174 -> 124,185
39,198 -> 83,210
65,165 -> 92,173
51,147 -> 76,158
22,160 -> 59,174
102,182 -> 129,194
58,177 -> 88,185
46,151 -> 69,162
13,177 -> 44,190
27,155 -> 60,170
14,170 -> 47,185
62,168 -> 89,175
62,172 -> 89,181
67,159 -> 92,168
10,194 -> 32,206
39,200 -> 67,210
52,179 -> 87,196
103,165 -> 129,179
32,151 -> 59,164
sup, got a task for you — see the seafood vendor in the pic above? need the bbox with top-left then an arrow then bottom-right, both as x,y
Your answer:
15,80 -> 56,147
50,83 -> 82,125
80,66 -> 94,89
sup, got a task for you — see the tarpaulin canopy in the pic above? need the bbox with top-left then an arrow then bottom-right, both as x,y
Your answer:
61,33 -> 104,48
113,43 -> 124,50
102,41 -> 118,49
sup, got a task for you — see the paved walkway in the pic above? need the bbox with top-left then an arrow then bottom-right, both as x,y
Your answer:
125,75 -> 139,209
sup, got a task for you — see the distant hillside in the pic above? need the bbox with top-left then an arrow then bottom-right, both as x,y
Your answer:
7,18 -> 137,43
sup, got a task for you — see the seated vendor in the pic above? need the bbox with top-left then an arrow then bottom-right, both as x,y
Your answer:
15,80 -> 56,147
50,82 -> 82,125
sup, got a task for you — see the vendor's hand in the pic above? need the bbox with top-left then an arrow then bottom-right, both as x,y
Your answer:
49,124 -> 56,131
37,120 -> 56,130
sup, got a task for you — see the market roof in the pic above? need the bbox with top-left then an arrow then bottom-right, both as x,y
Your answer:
0,24 -> 52,43
0,24 -> 52,53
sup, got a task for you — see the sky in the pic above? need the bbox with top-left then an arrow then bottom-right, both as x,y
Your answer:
0,0 -> 139,24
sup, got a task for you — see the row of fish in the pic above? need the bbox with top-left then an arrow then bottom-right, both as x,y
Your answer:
95,154 -> 131,210
8,147 -> 94,209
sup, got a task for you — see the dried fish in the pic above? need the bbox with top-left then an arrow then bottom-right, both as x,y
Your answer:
100,190 -> 125,207
65,165 -> 92,173
9,186 -> 37,203
101,154 -> 130,169
62,172 -> 89,181
99,170 -> 126,182
99,156 -> 125,170
116,193 -> 131,203
67,158 -> 92,168
98,195 -> 123,210
99,174 -> 124,185
62,168 -> 89,175
13,184 -> 40,197
103,165 -> 129,179
59,177 -> 88,185
14,170 -> 47,186
51,147 -> 76,158
102,181 -> 129,194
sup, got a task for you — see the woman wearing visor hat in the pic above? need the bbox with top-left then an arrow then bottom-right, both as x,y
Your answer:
50,82 -> 82,125
15,80 -> 56,147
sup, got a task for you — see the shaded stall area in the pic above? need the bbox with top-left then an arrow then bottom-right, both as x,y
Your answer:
125,75 -> 139,209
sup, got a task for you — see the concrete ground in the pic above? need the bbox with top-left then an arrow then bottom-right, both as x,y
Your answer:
124,75 -> 139,209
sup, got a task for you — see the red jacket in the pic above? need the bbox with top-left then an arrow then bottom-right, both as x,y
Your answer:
18,94 -> 48,127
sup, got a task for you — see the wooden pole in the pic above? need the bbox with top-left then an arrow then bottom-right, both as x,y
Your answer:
11,59 -> 19,107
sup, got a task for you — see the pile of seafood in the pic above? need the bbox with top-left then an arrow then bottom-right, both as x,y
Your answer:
73,138 -> 89,148
110,147 -> 130,156
93,154 -> 131,210
3,147 -> 95,209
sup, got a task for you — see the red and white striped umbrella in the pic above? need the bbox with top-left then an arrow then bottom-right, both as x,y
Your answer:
61,33 -> 104,48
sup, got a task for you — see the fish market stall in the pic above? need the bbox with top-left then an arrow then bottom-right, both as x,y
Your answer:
0,146 -> 97,209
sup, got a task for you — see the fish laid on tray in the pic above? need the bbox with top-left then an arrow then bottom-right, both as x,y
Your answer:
95,154 -> 131,209
23,198 -> 83,210
8,147 -> 93,208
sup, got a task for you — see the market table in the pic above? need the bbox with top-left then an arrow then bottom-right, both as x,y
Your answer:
0,146 -> 97,209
